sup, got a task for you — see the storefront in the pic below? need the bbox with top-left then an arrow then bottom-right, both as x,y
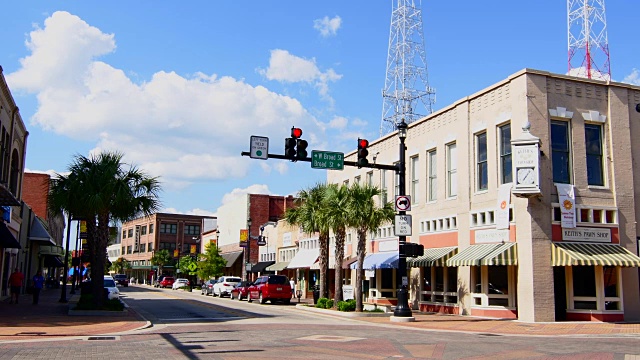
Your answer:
286,248 -> 319,299
408,246 -> 458,314
350,251 -> 398,307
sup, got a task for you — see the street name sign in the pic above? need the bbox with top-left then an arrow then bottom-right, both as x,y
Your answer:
250,136 -> 269,160
394,214 -> 412,236
311,150 -> 344,170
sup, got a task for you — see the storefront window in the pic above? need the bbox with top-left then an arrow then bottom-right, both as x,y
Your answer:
422,267 -> 432,302
572,266 -> 596,296
446,267 -> 458,303
472,266 -> 481,293
381,269 -> 393,289
603,266 -> 619,310
488,266 -> 508,295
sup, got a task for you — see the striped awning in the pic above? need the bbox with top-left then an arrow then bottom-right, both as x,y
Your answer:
408,247 -> 458,267
551,242 -> 640,267
266,261 -> 289,271
447,243 -> 517,267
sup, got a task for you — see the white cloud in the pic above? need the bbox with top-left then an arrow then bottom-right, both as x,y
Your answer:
259,49 -> 342,99
220,184 -> 273,205
7,12 -> 324,187
313,16 -> 342,37
623,69 -> 640,85
328,116 -> 348,129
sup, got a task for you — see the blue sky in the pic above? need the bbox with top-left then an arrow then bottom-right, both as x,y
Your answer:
1,1 -> 638,217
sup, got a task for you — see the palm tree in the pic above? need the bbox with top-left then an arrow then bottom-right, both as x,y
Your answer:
111,257 -> 131,274
325,183 -> 351,305
49,151 -> 161,308
150,249 -> 173,280
347,183 -> 395,312
284,183 -> 331,298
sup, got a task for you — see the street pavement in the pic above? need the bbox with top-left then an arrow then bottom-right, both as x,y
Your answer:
1,284 -> 640,342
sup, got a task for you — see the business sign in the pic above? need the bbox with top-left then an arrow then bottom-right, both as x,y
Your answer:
283,232 -> 292,247
556,184 -> 576,228
474,229 -> 510,244
496,184 -> 512,230
378,239 -> 398,252
562,227 -> 611,243
342,285 -> 354,300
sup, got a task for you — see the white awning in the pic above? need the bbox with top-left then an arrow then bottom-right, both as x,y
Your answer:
287,248 -> 320,269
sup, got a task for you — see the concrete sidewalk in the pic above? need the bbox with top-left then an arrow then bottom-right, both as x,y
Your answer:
0,286 -> 148,342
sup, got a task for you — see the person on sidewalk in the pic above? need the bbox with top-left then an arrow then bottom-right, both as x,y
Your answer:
8,268 -> 24,304
290,279 -> 295,299
32,270 -> 45,305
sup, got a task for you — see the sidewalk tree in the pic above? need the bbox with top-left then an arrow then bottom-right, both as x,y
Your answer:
325,183 -> 350,306
347,183 -> 395,312
284,183 -> 331,298
197,242 -> 226,281
48,151 -> 161,309
150,249 -> 172,278
111,257 -> 131,274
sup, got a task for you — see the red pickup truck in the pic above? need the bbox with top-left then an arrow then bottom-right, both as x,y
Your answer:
247,275 -> 292,304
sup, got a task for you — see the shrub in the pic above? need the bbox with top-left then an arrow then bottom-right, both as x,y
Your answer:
325,299 -> 334,309
316,297 -> 329,309
364,308 -> 385,313
337,299 -> 356,312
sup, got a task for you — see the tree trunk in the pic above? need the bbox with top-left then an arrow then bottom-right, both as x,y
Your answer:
333,228 -> 345,306
318,232 -> 329,299
355,228 -> 367,312
90,213 -> 110,309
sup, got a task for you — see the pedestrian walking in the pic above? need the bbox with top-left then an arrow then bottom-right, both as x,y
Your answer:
290,278 -> 295,298
8,268 -> 24,304
32,270 -> 45,305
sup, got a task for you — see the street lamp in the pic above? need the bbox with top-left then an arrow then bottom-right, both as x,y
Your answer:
393,119 -> 412,318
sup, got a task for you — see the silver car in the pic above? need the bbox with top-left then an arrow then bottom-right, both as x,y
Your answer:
212,276 -> 241,297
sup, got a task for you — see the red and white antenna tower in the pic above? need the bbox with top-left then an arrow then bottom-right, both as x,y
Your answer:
567,0 -> 611,81
380,0 -> 435,137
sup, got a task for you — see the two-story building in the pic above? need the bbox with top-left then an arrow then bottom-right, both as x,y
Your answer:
328,68 -> 640,322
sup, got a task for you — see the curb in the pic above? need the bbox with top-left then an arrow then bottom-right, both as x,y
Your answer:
294,304 -> 390,318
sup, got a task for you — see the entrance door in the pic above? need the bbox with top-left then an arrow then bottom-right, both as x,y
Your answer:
553,267 -> 567,321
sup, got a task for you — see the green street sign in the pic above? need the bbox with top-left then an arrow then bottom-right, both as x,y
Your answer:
311,150 -> 344,170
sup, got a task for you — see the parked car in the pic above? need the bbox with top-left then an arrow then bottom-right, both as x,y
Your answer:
212,276 -> 242,297
103,276 -> 120,300
172,278 -> 190,290
158,276 -> 175,288
200,279 -> 216,295
230,281 -> 252,300
113,274 -> 129,287
247,275 -> 292,304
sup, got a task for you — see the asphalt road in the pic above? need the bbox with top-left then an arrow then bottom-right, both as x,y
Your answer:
1,285 -> 639,359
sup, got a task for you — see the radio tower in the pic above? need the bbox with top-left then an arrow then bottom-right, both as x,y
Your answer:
380,0 -> 435,137
567,0 -> 611,81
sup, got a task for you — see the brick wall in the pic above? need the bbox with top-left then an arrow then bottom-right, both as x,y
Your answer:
22,173 -> 50,219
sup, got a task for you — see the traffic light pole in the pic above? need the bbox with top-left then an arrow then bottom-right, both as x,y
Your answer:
393,121 -> 412,318
240,152 -> 398,171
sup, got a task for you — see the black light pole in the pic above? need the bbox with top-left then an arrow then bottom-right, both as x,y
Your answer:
59,212 -> 72,303
393,119 -> 412,318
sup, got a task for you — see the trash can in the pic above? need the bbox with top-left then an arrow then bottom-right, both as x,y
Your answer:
312,285 -> 320,304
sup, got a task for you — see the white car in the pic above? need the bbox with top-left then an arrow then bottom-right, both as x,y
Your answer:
212,276 -> 242,297
103,276 -> 120,300
172,278 -> 190,290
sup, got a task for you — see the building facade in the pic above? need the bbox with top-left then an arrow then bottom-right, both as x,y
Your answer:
328,69 -> 640,322
120,213 -> 215,283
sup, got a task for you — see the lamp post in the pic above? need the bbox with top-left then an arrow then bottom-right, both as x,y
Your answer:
59,212 -> 72,303
244,218 -> 252,282
393,119 -> 412,318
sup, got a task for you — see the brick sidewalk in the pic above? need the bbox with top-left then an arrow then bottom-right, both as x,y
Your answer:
0,286 -> 148,342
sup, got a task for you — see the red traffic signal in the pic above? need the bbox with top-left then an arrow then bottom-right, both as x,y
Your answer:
291,127 -> 303,139
357,138 -> 369,167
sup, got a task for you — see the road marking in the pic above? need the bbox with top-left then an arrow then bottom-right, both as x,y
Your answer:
296,335 -> 364,342
159,317 -> 244,321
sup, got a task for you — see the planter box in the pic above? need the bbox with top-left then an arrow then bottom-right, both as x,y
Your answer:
295,304 -> 389,318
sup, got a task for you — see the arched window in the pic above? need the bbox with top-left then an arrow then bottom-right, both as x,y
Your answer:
9,149 -> 19,195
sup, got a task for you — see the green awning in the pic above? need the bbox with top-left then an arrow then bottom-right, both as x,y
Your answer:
551,242 -> 640,267
408,247 -> 457,267
266,261 -> 289,271
221,251 -> 243,268
39,245 -> 65,257
447,243 -> 517,267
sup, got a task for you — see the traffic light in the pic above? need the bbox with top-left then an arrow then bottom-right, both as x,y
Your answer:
357,138 -> 369,167
285,137 -> 296,159
286,127 -> 307,160
405,243 -> 424,258
296,138 -> 308,159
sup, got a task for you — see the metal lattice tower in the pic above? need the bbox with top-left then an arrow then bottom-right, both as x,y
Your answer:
567,0 -> 611,81
380,0 -> 435,137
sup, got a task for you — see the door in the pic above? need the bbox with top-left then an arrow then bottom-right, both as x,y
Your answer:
553,267 -> 567,321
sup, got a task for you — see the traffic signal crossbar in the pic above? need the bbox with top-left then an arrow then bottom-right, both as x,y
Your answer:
240,151 -> 398,171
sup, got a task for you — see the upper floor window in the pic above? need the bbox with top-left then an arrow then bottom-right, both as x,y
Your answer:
184,225 -> 201,235
551,121 -> 571,184
127,228 -> 133,238
122,230 -> 126,239
149,224 -> 154,233
160,223 -> 177,234
354,175 -> 361,184
141,225 -> 147,235
499,124 -> 512,184
366,171 -> 373,186
394,164 -> 400,197
427,150 -> 437,201
381,170 -> 388,204
446,143 -> 457,198
585,124 -> 604,186
476,132 -> 488,191
148,242 -> 153,252
410,156 -> 419,203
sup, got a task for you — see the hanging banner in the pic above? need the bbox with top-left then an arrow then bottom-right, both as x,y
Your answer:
556,184 -> 576,228
173,249 -> 179,257
496,183 -> 512,230
190,244 -> 197,254
239,229 -> 248,247
79,220 -> 88,239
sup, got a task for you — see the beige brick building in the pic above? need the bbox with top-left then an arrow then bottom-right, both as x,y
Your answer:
327,68 -> 640,322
